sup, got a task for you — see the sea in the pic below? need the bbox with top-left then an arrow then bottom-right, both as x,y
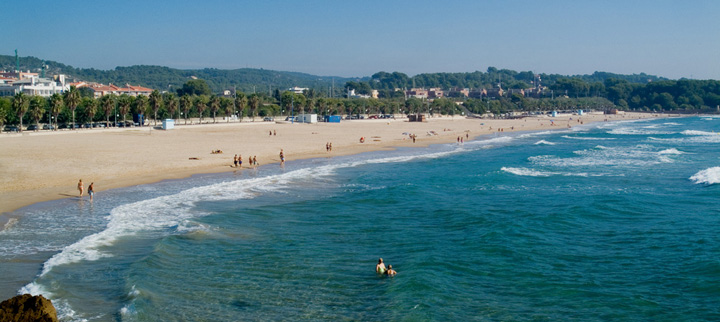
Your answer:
1,115 -> 719,321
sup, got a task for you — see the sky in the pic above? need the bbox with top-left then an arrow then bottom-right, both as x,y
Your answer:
5,0 -> 720,79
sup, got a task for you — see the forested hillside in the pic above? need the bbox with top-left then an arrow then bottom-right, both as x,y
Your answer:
0,55 -> 357,95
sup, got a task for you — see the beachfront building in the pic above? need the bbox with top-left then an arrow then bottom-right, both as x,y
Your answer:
447,87 -> 470,98
347,89 -> 370,99
288,86 -> 308,94
76,83 -> 154,98
405,88 -> 428,99
0,74 -> 69,97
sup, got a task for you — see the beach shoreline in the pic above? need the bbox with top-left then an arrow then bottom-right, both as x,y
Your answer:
0,112 -> 668,222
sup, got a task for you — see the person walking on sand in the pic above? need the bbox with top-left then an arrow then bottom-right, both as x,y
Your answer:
238,155 -> 243,168
77,179 -> 84,197
279,149 -> 285,164
88,182 -> 95,200
253,156 -> 258,166
233,154 -> 239,168
376,258 -> 386,274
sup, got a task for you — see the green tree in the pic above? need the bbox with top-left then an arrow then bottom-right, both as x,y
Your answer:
117,94 -> 132,125
12,93 -> 29,132
64,86 -> 81,130
221,97 -> 233,122
248,94 -> 260,121
50,93 -> 63,130
164,93 -> 178,121
148,90 -> 163,125
0,99 -> 8,130
209,95 -> 220,123
100,94 -> 115,126
83,97 -> 98,124
134,95 -> 148,125
195,95 -> 208,123
235,92 -> 247,121
180,94 -> 192,124
29,95 -> 46,130
178,79 -> 212,96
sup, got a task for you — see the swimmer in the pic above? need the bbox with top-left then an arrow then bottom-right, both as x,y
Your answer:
376,258 -> 386,274
280,149 -> 285,164
88,182 -> 94,200
385,264 -> 397,276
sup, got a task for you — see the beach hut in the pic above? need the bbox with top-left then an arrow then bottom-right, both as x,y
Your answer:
162,119 -> 174,130
294,114 -> 318,123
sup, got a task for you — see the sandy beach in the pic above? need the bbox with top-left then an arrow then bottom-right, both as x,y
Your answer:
0,112 -> 661,219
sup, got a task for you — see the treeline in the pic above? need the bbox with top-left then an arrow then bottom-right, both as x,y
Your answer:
345,68 -> 720,112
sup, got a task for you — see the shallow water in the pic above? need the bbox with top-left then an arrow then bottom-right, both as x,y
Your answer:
2,116 -> 720,321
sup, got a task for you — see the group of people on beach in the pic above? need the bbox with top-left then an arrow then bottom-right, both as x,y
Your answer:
376,258 -> 397,276
233,154 -> 258,168
325,142 -> 333,152
77,179 -> 94,200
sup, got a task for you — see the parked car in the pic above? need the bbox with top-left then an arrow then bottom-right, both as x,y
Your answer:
4,125 -> 19,132
42,124 -> 56,130
83,123 -> 93,128
285,116 -> 295,121
93,122 -> 106,128
263,117 -> 274,122
26,124 -> 40,131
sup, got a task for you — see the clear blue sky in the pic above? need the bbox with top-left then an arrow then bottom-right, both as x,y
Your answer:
5,0 -> 720,79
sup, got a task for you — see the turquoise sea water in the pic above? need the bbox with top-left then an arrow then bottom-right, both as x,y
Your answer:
2,115 -> 720,321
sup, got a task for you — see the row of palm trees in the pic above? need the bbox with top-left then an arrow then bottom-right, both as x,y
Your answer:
1,87 -> 270,132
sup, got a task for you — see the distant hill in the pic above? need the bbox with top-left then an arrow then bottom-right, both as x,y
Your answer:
0,55 -> 360,95
0,54 -> 668,95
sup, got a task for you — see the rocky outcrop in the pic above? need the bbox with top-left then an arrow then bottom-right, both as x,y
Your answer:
0,294 -> 58,322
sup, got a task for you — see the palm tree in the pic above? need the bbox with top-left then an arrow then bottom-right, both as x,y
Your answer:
134,95 -> 148,126
180,94 -> 192,124
117,95 -> 132,126
148,90 -> 163,126
195,95 -> 208,124
235,92 -> 247,122
64,86 -> 80,130
100,94 -> 115,127
29,95 -> 46,131
222,97 -> 233,122
0,104 -> 7,130
50,93 -> 63,130
84,97 -> 98,127
249,94 -> 260,122
164,93 -> 178,122
12,92 -> 29,132
209,95 -> 220,123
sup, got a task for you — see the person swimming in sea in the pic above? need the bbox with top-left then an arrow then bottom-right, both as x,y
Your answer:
376,258 -> 386,274
385,264 -> 396,276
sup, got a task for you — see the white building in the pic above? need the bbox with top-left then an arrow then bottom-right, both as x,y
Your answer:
0,74 -> 68,97
288,86 -> 308,94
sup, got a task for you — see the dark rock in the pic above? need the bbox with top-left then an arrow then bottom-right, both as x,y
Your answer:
0,294 -> 58,322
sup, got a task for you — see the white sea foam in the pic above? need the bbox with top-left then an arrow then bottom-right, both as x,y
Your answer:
690,167 -> 720,185
607,127 -> 673,135
682,130 -> 716,136
500,167 -> 614,177
534,140 -> 556,145
502,167 -> 555,177
658,148 -> 684,155
663,122 -> 681,126
562,135 -> 616,140
530,145 -> 676,168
